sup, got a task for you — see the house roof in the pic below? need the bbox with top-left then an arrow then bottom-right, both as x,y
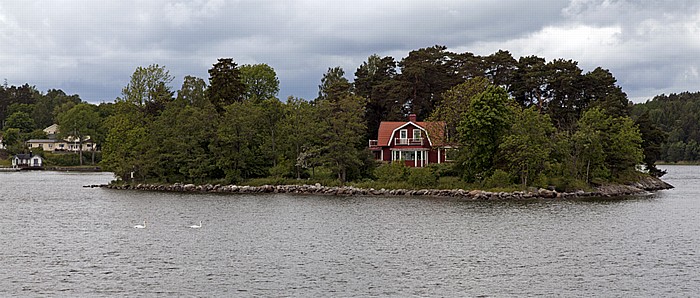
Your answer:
376,120 -> 446,147
43,124 -> 59,135
26,139 -> 58,143
14,154 -> 41,160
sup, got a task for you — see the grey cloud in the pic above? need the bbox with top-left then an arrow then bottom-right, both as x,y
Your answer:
1,0 -> 698,102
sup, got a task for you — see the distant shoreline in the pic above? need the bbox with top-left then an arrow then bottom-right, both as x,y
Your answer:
0,166 -> 103,172
101,175 -> 673,200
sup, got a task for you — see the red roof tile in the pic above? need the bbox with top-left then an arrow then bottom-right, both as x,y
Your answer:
376,120 -> 446,147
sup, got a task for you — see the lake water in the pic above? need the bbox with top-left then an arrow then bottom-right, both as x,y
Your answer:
0,166 -> 698,297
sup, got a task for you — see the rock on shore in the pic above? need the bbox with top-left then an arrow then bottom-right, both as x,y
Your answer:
102,175 -> 673,200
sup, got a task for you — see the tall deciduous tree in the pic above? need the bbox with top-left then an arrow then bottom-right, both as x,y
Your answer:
430,77 -> 491,143
456,86 -> 515,182
279,96 -> 321,179
208,58 -> 245,112
5,111 -> 35,133
102,102 -> 148,180
572,108 -> 643,182
213,101 -> 267,183
57,103 -> 101,165
120,64 -> 174,109
32,89 -> 82,129
499,107 -> 555,185
176,75 -> 209,108
316,93 -> 368,183
240,64 -> 280,102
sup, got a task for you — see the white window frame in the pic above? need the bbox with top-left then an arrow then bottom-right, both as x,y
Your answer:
413,129 -> 421,140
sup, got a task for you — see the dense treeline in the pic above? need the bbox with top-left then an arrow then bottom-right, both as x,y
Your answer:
631,92 -> 700,163
1,45 -> 663,188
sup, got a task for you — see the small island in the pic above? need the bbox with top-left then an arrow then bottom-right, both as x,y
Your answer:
0,47 -> 678,196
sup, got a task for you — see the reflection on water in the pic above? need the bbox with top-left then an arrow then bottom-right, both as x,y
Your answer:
0,167 -> 698,296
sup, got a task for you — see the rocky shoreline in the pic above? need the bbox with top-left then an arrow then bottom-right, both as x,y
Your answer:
99,175 -> 673,200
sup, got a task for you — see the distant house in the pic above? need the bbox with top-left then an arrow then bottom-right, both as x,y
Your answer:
368,114 -> 454,167
26,139 -> 58,151
12,153 -> 43,169
25,124 -> 97,152
26,138 -> 95,152
43,124 -> 60,139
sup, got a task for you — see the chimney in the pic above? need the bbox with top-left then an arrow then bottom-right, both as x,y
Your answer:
408,114 -> 417,122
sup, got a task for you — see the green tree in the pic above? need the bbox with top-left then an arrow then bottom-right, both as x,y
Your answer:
239,64 -> 280,102
5,111 -> 35,133
542,59 -> 585,130
429,77 -> 491,143
257,98 -> 285,167
101,102 -> 149,181
176,75 -> 209,108
510,55 -> 547,109
2,128 -> 22,154
317,66 -> 352,101
398,45 -> 462,120
498,107 -> 555,185
0,84 -> 39,129
584,67 -> 630,118
120,64 -> 174,108
32,89 -> 82,129
456,86 -> 515,181
316,93 -> 368,182
483,50 -> 517,89
634,110 -> 667,176
212,101 -> 267,183
8,103 -> 34,116
145,101 -> 219,183
58,103 -> 102,165
279,96 -> 322,179
572,108 -> 643,182
354,54 -> 400,138
208,58 -> 246,112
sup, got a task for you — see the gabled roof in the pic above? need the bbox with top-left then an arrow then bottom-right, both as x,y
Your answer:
26,139 -> 58,143
43,124 -> 59,135
376,120 -> 446,147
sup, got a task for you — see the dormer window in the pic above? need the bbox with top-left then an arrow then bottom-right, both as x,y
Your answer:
413,129 -> 421,140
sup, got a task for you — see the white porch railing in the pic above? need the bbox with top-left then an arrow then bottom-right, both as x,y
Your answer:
394,138 -> 424,146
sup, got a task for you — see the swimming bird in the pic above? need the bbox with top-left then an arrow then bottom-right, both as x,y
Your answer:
189,221 -> 202,229
134,221 -> 147,229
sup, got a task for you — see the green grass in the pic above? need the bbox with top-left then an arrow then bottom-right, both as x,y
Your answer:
0,158 -> 11,167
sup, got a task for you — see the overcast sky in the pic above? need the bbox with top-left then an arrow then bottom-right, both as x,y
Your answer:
2,0 -> 699,103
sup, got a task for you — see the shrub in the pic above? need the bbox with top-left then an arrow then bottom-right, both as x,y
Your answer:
483,169 -> 513,188
45,152 -> 102,166
407,167 -> 438,187
548,175 -> 589,192
374,161 -> 408,182
427,163 -> 458,177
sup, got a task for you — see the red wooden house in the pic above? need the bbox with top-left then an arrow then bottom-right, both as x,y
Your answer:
368,114 -> 452,167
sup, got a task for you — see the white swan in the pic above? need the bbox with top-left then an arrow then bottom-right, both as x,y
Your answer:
189,221 -> 202,229
134,221 -> 147,229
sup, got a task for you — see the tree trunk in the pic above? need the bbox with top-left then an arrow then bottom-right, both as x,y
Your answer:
79,138 -> 83,166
